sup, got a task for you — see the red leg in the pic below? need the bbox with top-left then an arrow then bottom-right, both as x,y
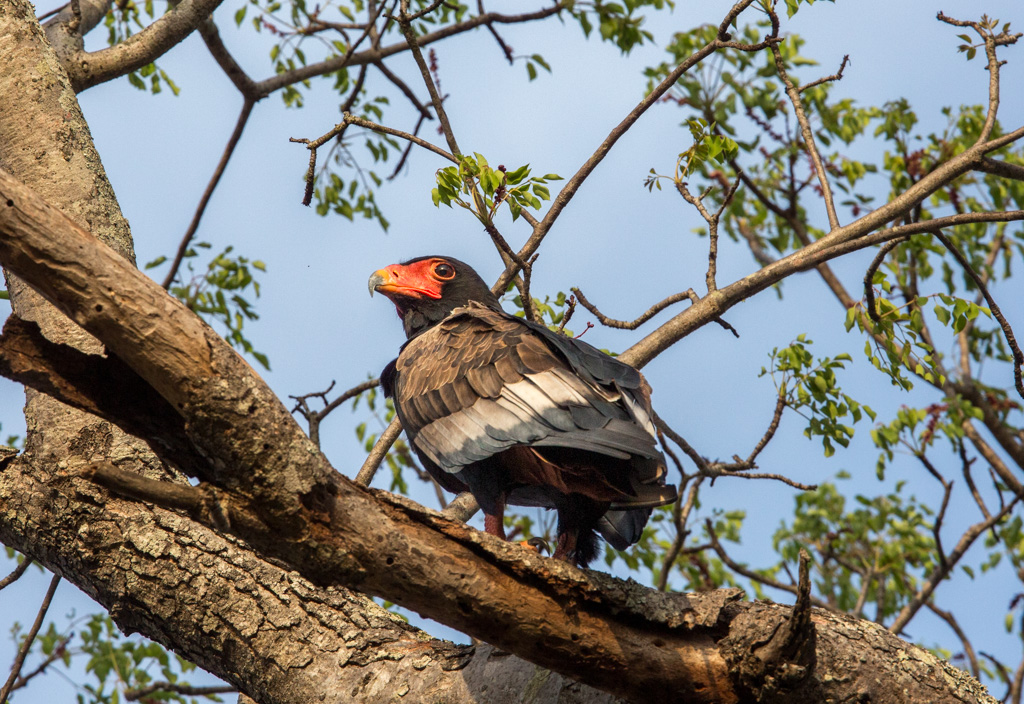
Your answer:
552,531 -> 577,563
483,495 -> 507,540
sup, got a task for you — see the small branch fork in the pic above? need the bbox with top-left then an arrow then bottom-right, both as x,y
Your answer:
572,287 -> 739,338
675,176 -> 740,293
654,397 -> 813,493
290,378 -> 380,448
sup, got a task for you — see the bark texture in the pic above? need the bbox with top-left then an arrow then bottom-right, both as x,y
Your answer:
0,4 -> 620,703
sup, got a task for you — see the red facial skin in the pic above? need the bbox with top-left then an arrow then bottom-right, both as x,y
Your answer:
370,258 -> 456,316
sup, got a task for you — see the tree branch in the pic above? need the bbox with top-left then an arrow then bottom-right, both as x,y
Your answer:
0,573 -> 60,704
162,97 -> 255,289
66,0 -> 227,92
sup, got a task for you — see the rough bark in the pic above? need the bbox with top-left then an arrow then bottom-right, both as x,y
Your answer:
0,160 -> 1002,703
0,4 -> 619,703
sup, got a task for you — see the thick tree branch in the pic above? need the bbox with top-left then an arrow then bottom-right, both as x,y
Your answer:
0,162 -> 999,704
65,0 -> 228,92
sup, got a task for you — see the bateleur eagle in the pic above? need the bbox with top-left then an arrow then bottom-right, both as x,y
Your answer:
369,256 -> 676,567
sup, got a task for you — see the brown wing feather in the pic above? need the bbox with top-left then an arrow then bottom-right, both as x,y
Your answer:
390,302 -> 670,513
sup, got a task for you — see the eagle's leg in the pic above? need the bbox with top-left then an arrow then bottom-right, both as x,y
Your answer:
483,495 -> 507,540
552,531 -> 578,562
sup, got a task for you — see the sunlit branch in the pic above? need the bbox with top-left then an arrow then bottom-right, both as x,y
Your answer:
492,0 -> 774,295
251,5 -> 566,99
766,8 -> 839,231
67,0 -> 227,92
356,417 -> 403,485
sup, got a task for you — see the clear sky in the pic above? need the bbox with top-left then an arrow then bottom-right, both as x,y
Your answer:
2,0 -> 1023,699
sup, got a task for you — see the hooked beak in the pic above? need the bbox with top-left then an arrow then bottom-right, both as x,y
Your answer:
368,270 -> 387,297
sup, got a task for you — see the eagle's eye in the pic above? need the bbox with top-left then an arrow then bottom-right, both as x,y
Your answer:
433,262 -> 455,280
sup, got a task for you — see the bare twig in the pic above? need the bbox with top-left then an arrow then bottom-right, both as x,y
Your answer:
293,112 -> 456,204
705,519 -> 832,610
931,230 -> 1024,400
398,0 -> 461,156
927,602 -> 980,678
356,416 -> 403,485
290,378 -> 380,447
766,8 -> 839,231
491,0 -> 773,295
0,574 -> 61,704
797,54 -> 849,94
5,636 -> 71,694
572,288 -> 693,330
657,478 -> 703,591
675,177 -> 739,293
478,0 -> 514,63
889,496 -> 1020,633
162,98 -> 255,289
556,295 -> 577,334
572,286 -> 738,337
0,558 -> 30,591
654,411 -> 709,473
746,393 -> 786,466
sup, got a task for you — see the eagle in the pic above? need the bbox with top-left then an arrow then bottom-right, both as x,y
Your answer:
369,256 -> 676,567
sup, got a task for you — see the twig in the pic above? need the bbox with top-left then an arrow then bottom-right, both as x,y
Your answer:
653,411 -> 709,473
125,683 -> 237,701
927,602 -> 980,678
766,7 -> 840,231
293,113 -> 456,204
5,636 -> 71,694
746,393 -> 785,466
0,574 -> 61,704
657,478 -> 702,591
705,519 -> 831,610
862,238 -> 906,325
490,0 -> 773,296
162,97 -> 255,289
556,295 -> 576,334
356,417 -> 402,485
398,0 -> 461,157
797,54 -> 849,94
932,230 -> 1024,400
477,0 -> 514,63
290,377 -> 380,447
675,178 -> 739,293
889,496 -> 1020,633
572,288 -> 693,330
0,558 -> 30,591
915,451 -> 953,570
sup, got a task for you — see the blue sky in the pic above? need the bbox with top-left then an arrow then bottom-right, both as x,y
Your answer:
2,0 -> 1023,698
